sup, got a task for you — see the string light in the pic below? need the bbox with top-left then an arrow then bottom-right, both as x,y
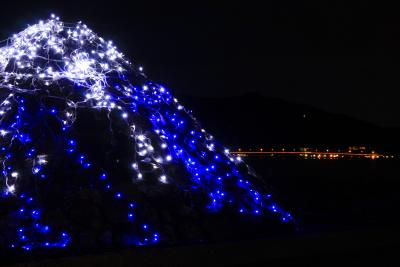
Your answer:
0,15 -> 293,251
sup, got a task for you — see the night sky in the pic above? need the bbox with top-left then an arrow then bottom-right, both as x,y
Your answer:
0,1 -> 399,127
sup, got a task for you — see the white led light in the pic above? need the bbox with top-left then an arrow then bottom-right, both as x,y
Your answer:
159,175 -> 167,184
0,129 -> 8,136
6,184 -> 15,193
137,135 -> 146,142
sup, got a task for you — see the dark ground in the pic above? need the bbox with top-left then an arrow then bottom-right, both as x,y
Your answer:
6,227 -> 400,266
5,157 -> 400,266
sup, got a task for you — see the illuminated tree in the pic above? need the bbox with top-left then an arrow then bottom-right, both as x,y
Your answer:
0,15 -> 293,251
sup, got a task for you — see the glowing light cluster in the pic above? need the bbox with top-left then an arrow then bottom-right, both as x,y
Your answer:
0,15 -> 293,251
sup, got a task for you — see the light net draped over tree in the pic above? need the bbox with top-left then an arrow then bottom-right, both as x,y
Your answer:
0,15 -> 293,251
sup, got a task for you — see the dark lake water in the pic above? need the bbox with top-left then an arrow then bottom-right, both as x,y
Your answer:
246,157 -> 400,232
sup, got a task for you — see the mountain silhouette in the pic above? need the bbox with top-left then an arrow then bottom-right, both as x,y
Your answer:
179,92 -> 400,152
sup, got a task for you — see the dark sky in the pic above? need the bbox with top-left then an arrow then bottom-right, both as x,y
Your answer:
0,1 -> 399,127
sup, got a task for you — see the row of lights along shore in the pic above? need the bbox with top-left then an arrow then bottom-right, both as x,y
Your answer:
231,147 -> 395,160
